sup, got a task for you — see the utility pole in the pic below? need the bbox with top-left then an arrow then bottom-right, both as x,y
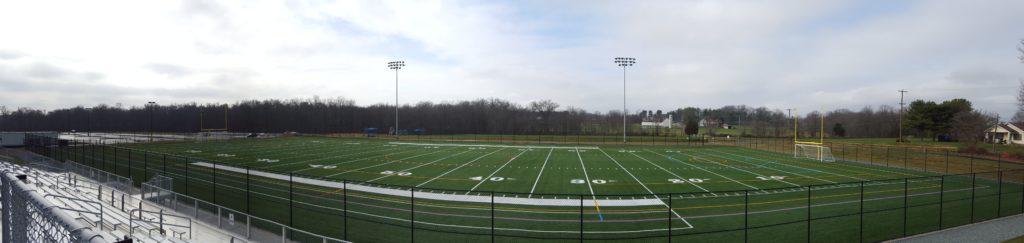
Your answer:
898,90 -> 908,143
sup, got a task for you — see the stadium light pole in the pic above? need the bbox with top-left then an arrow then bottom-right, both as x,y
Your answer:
388,61 -> 405,139
614,57 -> 635,143
148,102 -> 156,142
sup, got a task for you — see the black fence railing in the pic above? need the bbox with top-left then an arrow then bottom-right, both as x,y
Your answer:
23,133 -> 1024,243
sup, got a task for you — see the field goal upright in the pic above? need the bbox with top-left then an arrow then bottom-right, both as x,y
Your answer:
793,108 -> 835,162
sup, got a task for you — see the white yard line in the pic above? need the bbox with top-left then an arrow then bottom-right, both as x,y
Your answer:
740,147 -> 925,178
390,142 -> 597,149
707,149 -> 865,182
598,149 -> 692,227
322,148 -> 455,178
644,149 -> 762,190
185,162 -> 668,207
262,145 -> 411,169
416,148 -> 505,187
683,150 -> 803,187
694,150 -> 838,184
367,150 -> 474,182
628,152 -> 715,195
466,149 -> 529,193
576,148 -> 597,197
289,146 -> 426,173
528,148 -> 555,196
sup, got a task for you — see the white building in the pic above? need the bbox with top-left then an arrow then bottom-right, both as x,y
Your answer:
641,115 -> 673,129
985,123 -> 1024,145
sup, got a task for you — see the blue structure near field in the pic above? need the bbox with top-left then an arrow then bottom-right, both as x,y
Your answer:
364,128 -> 378,137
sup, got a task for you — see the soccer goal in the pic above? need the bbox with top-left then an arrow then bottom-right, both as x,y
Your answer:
794,142 -> 835,162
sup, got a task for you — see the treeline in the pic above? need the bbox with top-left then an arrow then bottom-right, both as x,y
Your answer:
0,97 -> 983,139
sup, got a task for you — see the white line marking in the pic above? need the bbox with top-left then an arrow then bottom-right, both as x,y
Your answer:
367,150 -> 473,182
416,148 -> 505,187
598,149 -> 692,227
628,152 -> 715,195
685,150 -> 803,187
645,149 -> 761,190
694,150 -> 838,183
529,148 -> 555,196
322,148 -> 454,178
467,149 -> 529,193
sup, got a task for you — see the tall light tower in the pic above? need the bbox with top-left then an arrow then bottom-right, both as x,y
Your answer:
388,61 -> 405,138
147,101 -> 156,142
614,57 -> 635,143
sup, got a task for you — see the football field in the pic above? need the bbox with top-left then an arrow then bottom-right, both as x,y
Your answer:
125,136 -> 935,195
81,136 -> 1022,242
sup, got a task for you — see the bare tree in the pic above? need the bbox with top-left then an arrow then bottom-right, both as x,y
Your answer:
950,110 -> 998,147
1018,39 -> 1024,63
529,99 -> 560,133
1015,81 -> 1024,123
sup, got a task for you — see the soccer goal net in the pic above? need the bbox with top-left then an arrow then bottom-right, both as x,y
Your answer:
794,143 -> 835,162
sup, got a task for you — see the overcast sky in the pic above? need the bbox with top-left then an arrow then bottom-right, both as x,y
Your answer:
1,0 -> 1022,118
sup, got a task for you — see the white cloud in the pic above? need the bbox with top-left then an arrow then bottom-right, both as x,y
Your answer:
0,0 -> 1021,120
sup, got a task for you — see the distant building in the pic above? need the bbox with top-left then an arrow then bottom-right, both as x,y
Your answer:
985,123 -> 1024,145
641,115 -> 672,129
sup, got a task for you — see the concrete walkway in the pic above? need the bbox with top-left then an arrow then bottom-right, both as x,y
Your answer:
888,214 -> 1024,243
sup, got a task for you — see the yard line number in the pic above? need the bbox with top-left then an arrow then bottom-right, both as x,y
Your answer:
571,179 -> 613,184
668,178 -> 709,183
381,171 -> 412,176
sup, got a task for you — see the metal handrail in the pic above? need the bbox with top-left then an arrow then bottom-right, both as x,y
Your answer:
43,194 -> 105,231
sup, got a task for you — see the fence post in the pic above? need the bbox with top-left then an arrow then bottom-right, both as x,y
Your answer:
491,192 -> 495,242
970,154 -> 974,173
127,149 -> 131,181
411,188 -> 415,243
213,162 -> 217,204
184,157 -> 190,195
343,179 -> 348,241
859,181 -> 864,243
939,176 -> 945,229
971,173 -> 976,223
807,186 -> 811,242
744,190 -> 749,243
945,150 -> 949,174
246,166 -> 251,215
885,147 -> 890,167
903,178 -> 909,237
668,193 -> 672,241
289,172 -> 294,227
903,147 -> 908,169
997,171 -> 1003,217
924,148 -> 929,172
143,152 -> 148,183
579,196 -> 584,242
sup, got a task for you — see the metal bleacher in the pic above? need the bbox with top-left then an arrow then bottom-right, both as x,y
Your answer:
0,161 -> 193,243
